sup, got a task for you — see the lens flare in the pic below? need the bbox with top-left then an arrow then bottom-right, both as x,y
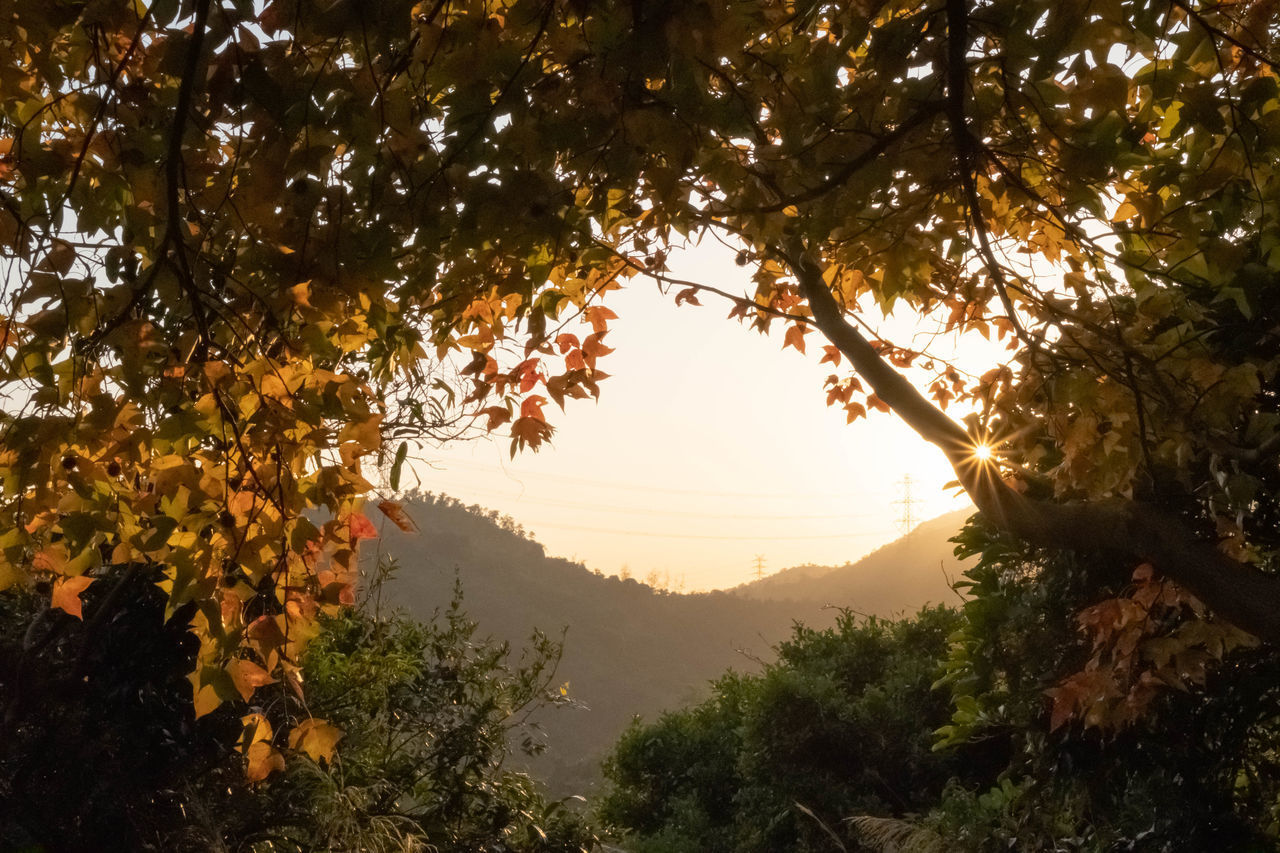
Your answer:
973,443 -> 994,462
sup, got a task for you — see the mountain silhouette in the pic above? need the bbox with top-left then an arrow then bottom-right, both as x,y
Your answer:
728,508 -> 974,614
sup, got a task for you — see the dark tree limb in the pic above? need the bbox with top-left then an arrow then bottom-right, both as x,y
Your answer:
788,243 -> 1280,644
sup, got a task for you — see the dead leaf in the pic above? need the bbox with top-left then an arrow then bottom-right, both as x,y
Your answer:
377,499 -> 419,533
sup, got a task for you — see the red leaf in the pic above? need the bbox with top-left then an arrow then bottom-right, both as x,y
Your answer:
520,395 -> 547,421
348,512 -> 378,541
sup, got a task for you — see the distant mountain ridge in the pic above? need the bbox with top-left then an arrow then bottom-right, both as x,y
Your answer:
729,508 -> 975,613
376,494 -> 973,795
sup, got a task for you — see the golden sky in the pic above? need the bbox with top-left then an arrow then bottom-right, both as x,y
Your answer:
408,243 -> 994,591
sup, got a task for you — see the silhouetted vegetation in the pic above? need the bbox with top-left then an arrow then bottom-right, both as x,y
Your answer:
0,566 -> 600,852
600,518 -> 1280,851
599,606 -> 968,853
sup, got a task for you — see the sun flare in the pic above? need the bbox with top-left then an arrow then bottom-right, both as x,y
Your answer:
972,443 -> 994,462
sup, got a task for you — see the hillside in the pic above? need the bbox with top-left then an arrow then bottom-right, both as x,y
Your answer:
729,508 -> 974,612
375,494 -> 972,795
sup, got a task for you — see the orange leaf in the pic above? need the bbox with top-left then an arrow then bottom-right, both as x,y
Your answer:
227,658 -> 277,702
783,324 -> 807,354
51,576 -> 94,620
510,416 -> 553,453
583,305 -> 617,333
581,331 -> 615,367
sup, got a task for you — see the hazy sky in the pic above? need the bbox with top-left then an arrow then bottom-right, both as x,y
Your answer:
406,243 -> 996,591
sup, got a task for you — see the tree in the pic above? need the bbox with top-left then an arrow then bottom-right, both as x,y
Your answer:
0,563 -> 601,851
923,518 -> 1280,851
600,607 -> 968,853
600,525 -> 1280,851
3,0 -> 1279,740
238,576 -> 602,852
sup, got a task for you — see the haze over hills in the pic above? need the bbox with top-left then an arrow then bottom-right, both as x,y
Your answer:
375,493 -> 974,795
729,508 -> 975,613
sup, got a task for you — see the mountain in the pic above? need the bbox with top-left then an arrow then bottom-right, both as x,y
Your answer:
728,508 -> 975,613
375,494 -> 973,796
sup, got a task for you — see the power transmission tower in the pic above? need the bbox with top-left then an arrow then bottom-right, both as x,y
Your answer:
752,554 -> 766,581
893,475 -> 923,535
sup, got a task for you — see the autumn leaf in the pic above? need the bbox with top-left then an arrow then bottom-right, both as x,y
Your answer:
246,741 -> 286,782
674,286 -> 702,306
783,324 -> 808,354
520,395 -> 548,421
227,658 -> 277,702
51,576 -> 94,620
482,405 -> 512,431
348,512 -> 378,542
288,718 -> 344,763
582,305 -> 617,333
377,499 -> 419,533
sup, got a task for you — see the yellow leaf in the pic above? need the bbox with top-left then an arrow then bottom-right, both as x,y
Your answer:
239,712 -> 274,751
288,718 -> 344,763
246,740 -> 286,782
1110,201 -> 1139,222
192,683 -> 222,719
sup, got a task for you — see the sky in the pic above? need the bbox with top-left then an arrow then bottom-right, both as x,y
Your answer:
405,242 -> 997,591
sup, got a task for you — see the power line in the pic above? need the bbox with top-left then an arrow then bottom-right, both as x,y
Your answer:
422,457 -> 897,499
425,484 -> 884,521
520,521 -> 890,541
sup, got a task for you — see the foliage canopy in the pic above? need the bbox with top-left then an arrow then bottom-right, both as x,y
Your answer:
0,565 -> 599,851
3,0 -> 1280,739
602,525 -> 1280,851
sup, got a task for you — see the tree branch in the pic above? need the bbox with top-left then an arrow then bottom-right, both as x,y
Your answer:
788,244 -> 1280,644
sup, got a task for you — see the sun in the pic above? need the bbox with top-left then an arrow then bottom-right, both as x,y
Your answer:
972,443 -> 994,462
